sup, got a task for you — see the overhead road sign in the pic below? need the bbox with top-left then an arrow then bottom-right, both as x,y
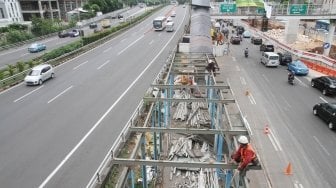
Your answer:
289,4 -> 307,15
220,3 -> 237,13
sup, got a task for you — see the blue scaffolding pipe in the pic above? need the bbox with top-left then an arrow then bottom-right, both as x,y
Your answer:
169,74 -> 174,127
163,90 -> 168,128
140,135 -> 148,188
225,170 -> 233,188
157,102 -> 162,153
152,108 -> 158,173
131,169 -> 135,188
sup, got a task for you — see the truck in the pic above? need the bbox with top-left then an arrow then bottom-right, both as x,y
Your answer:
101,19 -> 111,28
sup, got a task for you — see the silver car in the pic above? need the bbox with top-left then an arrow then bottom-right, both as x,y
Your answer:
24,64 -> 55,85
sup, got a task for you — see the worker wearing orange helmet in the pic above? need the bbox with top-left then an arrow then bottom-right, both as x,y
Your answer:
231,135 -> 258,173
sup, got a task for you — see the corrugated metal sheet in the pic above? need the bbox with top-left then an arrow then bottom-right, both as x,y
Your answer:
190,3 -> 212,54
191,0 -> 211,8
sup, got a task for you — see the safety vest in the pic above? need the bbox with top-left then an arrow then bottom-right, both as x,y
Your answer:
240,144 -> 256,161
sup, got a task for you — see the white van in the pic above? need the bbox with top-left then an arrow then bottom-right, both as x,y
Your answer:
166,22 -> 174,32
261,52 -> 280,67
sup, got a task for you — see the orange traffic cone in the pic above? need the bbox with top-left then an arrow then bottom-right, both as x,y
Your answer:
264,125 -> 270,134
284,163 -> 293,175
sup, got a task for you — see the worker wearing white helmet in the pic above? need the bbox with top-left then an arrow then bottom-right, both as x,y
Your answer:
231,136 -> 258,173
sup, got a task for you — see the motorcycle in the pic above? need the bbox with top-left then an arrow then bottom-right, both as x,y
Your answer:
244,51 -> 248,58
288,75 -> 294,85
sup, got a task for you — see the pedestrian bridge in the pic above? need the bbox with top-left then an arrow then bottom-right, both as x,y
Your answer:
210,2 -> 336,20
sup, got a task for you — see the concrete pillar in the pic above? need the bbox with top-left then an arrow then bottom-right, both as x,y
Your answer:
323,23 -> 335,56
285,19 -> 300,44
48,1 -> 53,20
38,0 -> 44,18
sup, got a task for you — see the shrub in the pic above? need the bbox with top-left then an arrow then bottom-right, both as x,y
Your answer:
7,64 -> 15,76
16,62 -> 25,72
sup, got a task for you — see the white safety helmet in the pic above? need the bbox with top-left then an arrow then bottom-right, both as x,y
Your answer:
238,135 -> 249,144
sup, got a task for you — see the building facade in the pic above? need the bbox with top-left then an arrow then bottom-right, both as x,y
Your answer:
0,0 -> 23,26
19,0 -> 61,21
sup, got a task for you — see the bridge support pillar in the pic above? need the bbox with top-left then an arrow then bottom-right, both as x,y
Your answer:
285,19 -> 300,44
323,22 -> 336,56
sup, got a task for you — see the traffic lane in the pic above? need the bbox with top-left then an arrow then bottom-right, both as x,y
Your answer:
230,44 -> 336,187
40,8 -> 188,188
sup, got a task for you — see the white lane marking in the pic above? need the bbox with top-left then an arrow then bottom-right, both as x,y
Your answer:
73,61 -> 88,70
267,129 -> 283,151
47,86 -> 73,104
20,53 -> 29,57
226,78 -> 235,96
149,40 -> 154,45
262,74 -> 269,82
232,57 -> 236,61
120,38 -> 127,43
240,77 -> 246,85
97,60 -> 110,70
235,65 -> 240,71
103,47 -> 112,53
248,93 -> 256,104
313,136 -> 330,156
281,96 -> 291,109
13,86 -> 44,102
295,77 -> 308,87
319,96 -> 328,103
118,35 -> 144,55
40,9 -> 186,188
294,181 -> 304,188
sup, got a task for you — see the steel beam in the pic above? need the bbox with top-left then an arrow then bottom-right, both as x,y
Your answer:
112,158 -> 262,170
129,127 -> 248,135
151,84 -> 230,89
143,97 -> 235,103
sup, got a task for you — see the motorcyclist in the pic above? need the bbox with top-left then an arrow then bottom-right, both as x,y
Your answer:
288,71 -> 295,81
244,48 -> 248,56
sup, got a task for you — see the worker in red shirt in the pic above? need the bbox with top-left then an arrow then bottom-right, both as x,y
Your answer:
231,135 -> 258,175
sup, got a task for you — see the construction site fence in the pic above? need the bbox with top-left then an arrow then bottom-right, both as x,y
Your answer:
250,27 -> 336,76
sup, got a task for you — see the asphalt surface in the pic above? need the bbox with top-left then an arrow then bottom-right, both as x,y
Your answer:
216,26 -> 336,188
0,5 -> 188,188
0,7 -> 145,69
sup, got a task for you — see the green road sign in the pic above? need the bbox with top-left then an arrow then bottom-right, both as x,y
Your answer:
220,3 -> 237,13
289,4 -> 307,15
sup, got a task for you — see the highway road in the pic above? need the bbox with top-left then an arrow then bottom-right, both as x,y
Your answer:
0,5 -> 188,188
0,7 -> 145,69
218,26 -> 336,188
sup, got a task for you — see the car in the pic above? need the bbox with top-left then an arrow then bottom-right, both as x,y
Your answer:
183,4 -> 186,8
260,43 -> 274,52
68,29 -> 80,37
251,36 -> 262,45
313,103 -> 336,130
236,26 -> 245,34
242,30 -> 251,38
118,14 -> 123,19
311,76 -> 336,95
28,43 -> 46,53
89,22 -> 97,29
277,52 -> 292,65
230,36 -> 241,44
24,64 -> 55,85
167,16 -> 173,22
287,60 -> 309,75
58,30 -> 69,38
171,11 -> 176,17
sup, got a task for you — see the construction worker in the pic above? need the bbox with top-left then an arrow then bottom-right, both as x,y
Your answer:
231,135 -> 258,175
206,60 -> 219,76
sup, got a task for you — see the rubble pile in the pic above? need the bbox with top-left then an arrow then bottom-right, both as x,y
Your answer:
168,136 -> 219,187
173,90 -> 190,121
187,102 -> 211,128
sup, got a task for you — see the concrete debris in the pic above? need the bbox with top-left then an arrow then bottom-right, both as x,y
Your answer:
187,102 -> 211,127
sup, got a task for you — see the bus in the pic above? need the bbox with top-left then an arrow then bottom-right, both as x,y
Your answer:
153,16 -> 167,31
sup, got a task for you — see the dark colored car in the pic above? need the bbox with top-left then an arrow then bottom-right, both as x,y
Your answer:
58,30 -> 69,38
118,14 -> 123,19
260,43 -> 274,52
311,76 -> 336,95
89,22 -> 97,29
251,36 -> 262,45
230,36 -> 241,44
236,26 -> 245,34
313,103 -> 336,130
277,52 -> 292,65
